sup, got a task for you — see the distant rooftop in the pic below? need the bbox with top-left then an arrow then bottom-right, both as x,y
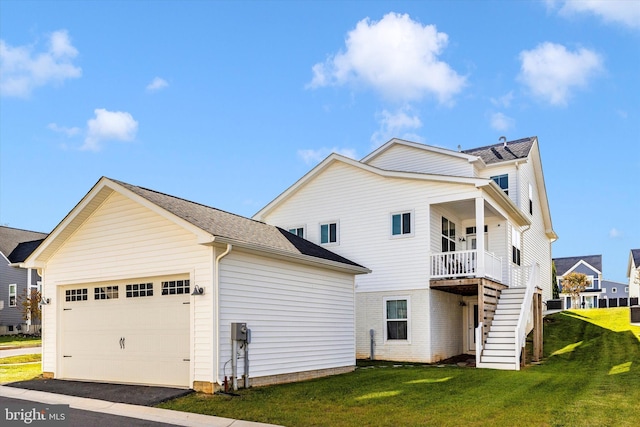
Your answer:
553,255 -> 603,276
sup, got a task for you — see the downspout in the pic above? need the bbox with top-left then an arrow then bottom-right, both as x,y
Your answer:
214,244 -> 233,388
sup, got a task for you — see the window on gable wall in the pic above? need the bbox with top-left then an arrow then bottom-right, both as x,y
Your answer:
288,227 -> 304,238
392,212 -> 412,236
511,226 -> 521,266
491,174 -> 509,195
320,222 -> 338,244
529,183 -> 533,215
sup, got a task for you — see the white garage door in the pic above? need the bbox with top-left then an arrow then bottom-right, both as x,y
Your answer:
60,276 -> 191,388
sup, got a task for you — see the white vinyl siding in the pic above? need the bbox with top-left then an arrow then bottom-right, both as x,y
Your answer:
218,251 -> 355,380
366,144 -> 475,177
41,191 -> 213,383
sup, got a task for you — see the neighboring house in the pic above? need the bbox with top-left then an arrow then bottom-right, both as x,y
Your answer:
628,249 -> 640,305
24,177 -> 369,392
255,136 -> 557,370
554,255 -> 603,309
554,254 -> 630,308
0,226 -> 48,334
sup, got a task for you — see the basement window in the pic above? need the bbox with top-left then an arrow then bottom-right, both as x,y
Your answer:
126,283 -> 153,298
161,280 -> 190,295
385,297 -> 409,341
65,288 -> 88,302
95,286 -> 119,300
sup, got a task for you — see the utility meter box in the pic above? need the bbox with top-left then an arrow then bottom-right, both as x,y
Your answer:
231,322 -> 248,341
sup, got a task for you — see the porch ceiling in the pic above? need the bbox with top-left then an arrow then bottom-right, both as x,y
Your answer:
433,199 -> 503,222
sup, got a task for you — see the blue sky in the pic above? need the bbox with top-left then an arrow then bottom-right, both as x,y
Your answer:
1,0 -> 638,283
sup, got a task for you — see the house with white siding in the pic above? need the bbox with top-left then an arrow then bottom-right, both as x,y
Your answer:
23,177 -> 369,392
255,136 -> 557,370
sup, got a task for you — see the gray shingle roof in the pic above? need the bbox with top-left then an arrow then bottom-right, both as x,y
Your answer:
462,137 -> 535,164
553,255 -> 602,276
632,249 -> 640,267
112,179 -> 365,270
0,226 -> 48,262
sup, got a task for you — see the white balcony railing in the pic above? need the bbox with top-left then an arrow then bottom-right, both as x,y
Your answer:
430,250 -> 503,282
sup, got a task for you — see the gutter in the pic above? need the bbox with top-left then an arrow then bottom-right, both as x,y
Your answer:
214,243 -> 232,387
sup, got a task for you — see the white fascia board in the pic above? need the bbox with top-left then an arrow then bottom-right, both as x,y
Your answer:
254,153 -> 486,221
478,180 -> 531,227
208,236 -> 371,275
361,138 -> 480,164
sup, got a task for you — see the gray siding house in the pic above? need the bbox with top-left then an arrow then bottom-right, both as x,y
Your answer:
554,254 -> 629,308
0,226 -> 48,334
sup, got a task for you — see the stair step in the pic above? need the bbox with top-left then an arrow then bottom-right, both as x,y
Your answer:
486,337 -> 515,345
492,320 -> 518,326
476,362 -> 518,370
481,355 -> 516,363
493,313 -> 519,320
483,349 -> 514,357
495,309 -> 520,315
490,325 -> 517,332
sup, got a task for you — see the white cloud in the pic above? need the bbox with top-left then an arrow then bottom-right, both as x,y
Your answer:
371,108 -> 423,148
47,122 -> 81,137
146,77 -> 168,92
518,42 -> 603,106
548,0 -> 640,30
490,112 -> 515,132
82,108 -> 138,151
609,228 -> 622,238
298,147 -> 357,165
307,12 -> 466,104
0,29 -> 82,97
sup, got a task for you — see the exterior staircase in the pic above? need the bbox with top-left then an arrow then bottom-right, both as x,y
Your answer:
477,287 -> 527,370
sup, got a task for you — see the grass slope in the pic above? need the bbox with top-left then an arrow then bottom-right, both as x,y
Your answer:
159,308 -> 640,427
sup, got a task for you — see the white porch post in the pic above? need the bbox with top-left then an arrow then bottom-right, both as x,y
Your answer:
475,197 -> 485,277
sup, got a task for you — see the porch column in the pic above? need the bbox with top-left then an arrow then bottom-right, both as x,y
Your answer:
475,197 -> 485,277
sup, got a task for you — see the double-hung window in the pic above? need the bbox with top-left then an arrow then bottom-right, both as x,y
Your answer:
491,174 -> 509,195
320,222 -> 338,244
391,211 -> 412,237
9,284 -> 17,307
528,183 -> 534,215
511,226 -> 521,266
385,298 -> 409,341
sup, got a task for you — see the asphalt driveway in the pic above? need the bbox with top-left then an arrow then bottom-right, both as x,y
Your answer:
5,379 -> 192,406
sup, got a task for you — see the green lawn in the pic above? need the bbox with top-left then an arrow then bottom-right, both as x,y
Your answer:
0,353 -> 42,384
0,335 -> 41,348
159,308 -> 640,427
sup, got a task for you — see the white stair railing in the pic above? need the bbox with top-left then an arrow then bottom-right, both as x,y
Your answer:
475,321 -> 484,366
513,263 -> 539,370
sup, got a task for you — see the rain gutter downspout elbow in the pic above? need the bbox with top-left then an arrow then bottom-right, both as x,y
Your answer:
214,243 -> 233,387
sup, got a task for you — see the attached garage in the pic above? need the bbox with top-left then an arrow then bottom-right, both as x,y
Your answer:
59,276 -> 190,388
25,177 -> 368,392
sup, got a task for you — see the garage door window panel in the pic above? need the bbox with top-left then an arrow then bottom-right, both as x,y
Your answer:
94,286 -> 119,300
65,288 -> 88,302
161,280 -> 190,295
126,283 -> 153,298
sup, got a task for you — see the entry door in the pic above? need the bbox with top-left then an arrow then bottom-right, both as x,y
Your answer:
465,300 -> 479,354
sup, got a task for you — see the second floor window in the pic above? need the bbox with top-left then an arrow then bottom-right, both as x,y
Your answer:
392,212 -> 412,236
288,227 -> 304,238
491,174 -> 509,195
320,222 -> 338,244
